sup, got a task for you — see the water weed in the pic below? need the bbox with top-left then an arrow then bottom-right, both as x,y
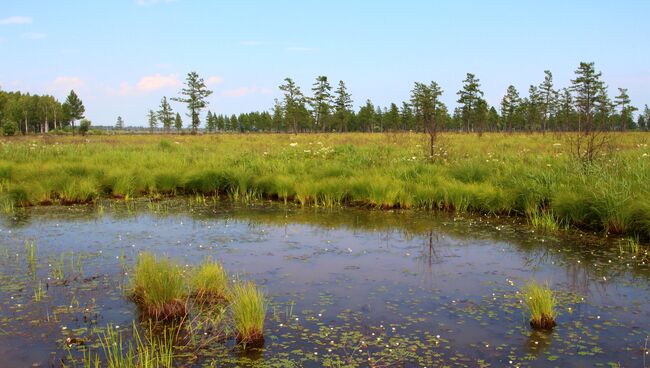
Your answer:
231,280 -> 267,347
522,281 -> 557,330
131,253 -> 187,321
191,259 -> 231,303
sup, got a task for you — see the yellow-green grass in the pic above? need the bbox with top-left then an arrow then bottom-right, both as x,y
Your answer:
1,133 -> 649,239
131,252 -> 187,321
231,280 -> 267,347
522,281 -> 557,330
191,259 -> 231,303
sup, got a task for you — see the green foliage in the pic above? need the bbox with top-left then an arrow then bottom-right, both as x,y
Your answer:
79,119 -> 91,136
2,121 -> 18,136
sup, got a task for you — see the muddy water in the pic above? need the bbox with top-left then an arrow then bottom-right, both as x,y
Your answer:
0,200 -> 648,367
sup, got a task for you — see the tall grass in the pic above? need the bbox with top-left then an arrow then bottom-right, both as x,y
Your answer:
231,280 -> 267,346
192,259 -> 231,303
522,281 -> 557,330
1,133 -> 648,239
131,253 -> 187,320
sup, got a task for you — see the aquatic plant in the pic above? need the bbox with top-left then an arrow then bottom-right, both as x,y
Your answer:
231,280 -> 267,347
131,252 -> 187,321
24,240 -> 37,278
522,281 -> 557,330
191,259 -> 231,303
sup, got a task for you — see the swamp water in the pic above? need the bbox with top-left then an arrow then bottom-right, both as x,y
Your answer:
0,200 -> 648,367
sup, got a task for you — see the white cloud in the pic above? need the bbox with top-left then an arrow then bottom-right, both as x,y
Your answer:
206,76 -> 224,85
23,32 -> 47,40
137,73 -> 180,91
221,87 -> 272,98
115,73 -> 181,96
0,16 -> 32,25
51,76 -> 84,91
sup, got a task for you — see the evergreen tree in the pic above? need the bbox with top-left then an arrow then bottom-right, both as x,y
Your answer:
456,73 -> 484,133
333,80 -> 353,132
500,85 -> 520,133
614,88 -> 636,131
115,116 -> 124,130
411,81 -> 445,155
385,103 -> 401,131
174,112 -> 183,133
571,62 -> 605,134
157,96 -> 174,133
310,76 -> 333,132
171,71 -> 213,134
539,70 -> 558,133
62,90 -> 85,136
400,102 -> 415,131
557,88 -> 575,131
205,111 -> 216,132
148,109 -> 157,133
279,78 -> 307,134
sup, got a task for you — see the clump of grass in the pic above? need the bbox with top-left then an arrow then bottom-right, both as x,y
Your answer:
522,281 -> 557,330
231,280 -> 266,347
619,236 -> 641,255
527,209 -> 559,231
131,253 -> 187,321
192,259 -> 231,304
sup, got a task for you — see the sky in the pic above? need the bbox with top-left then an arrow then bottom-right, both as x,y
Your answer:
1,0 -> 649,126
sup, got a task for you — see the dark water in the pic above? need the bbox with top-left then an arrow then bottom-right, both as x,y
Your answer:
0,200 -> 648,367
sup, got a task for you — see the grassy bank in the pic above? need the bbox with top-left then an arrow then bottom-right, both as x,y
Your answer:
0,132 -> 648,238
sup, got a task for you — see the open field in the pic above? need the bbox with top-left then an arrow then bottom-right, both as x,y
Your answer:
0,132 -> 648,238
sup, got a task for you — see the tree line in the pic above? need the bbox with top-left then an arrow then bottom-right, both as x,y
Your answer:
0,89 -> 87,135
144,61 -> 648,135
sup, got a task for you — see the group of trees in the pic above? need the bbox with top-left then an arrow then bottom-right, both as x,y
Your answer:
142,62 -> 644,135
0,88 -> 87,135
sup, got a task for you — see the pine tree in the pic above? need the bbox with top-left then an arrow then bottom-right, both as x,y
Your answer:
148,109 -> 157,133
614,88 -> 636,131
571,62 -> 605,134
62,90 -> 85,136
539,70 -> 558,133
157,96 -> 174,133
279,78 -> 307,134
500,85 -> 520,133
333,80 -> 353,132
411,81 -> 445,156
115,116 -> 124,130
171,72 -> 213,134
456,73 -> 484,133
174,112 -> 183,133
310,76 -> 333,132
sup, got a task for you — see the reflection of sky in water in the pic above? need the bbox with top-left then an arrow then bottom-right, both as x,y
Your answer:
0,202 -> 649,367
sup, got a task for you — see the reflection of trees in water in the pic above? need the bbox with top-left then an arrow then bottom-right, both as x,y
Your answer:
416,230 -> 445,287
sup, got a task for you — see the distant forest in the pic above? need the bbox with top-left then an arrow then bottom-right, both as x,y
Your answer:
1,62 -> 649,135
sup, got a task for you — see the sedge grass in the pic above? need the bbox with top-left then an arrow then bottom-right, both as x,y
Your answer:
131,253 -> 187,321
522,281 -> 557,330
192,259 -> 231,303
231,280 -> 267,347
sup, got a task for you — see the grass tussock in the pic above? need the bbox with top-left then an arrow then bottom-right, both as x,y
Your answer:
192,259 -> 231,304
231,280 -> 267,347
522,281 -> 557,330
131,253 -> 187,321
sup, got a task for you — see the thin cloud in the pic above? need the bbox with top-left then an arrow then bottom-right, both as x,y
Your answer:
116,73 -> 181,96
206,76 -> 224,85
221,87 -> 272,98
286,46 -> 316,52
0,16 -> 32,25
23,32 -> 47,40
51,76 -> 84,91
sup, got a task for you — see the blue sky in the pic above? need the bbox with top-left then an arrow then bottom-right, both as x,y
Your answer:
1,1 -> 648,126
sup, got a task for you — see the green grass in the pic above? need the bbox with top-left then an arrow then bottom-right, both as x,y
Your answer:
192,259 -> 231,303
231,280 -> 267,346
1,133 -> 649,239
522,281 -> 557,330
131,252 -> 187,320
77,323 -> 174,368
24,239 -> 36,279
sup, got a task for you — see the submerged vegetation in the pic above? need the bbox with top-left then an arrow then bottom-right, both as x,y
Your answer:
522,281 -> 557,330
0,132 -> 648,240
